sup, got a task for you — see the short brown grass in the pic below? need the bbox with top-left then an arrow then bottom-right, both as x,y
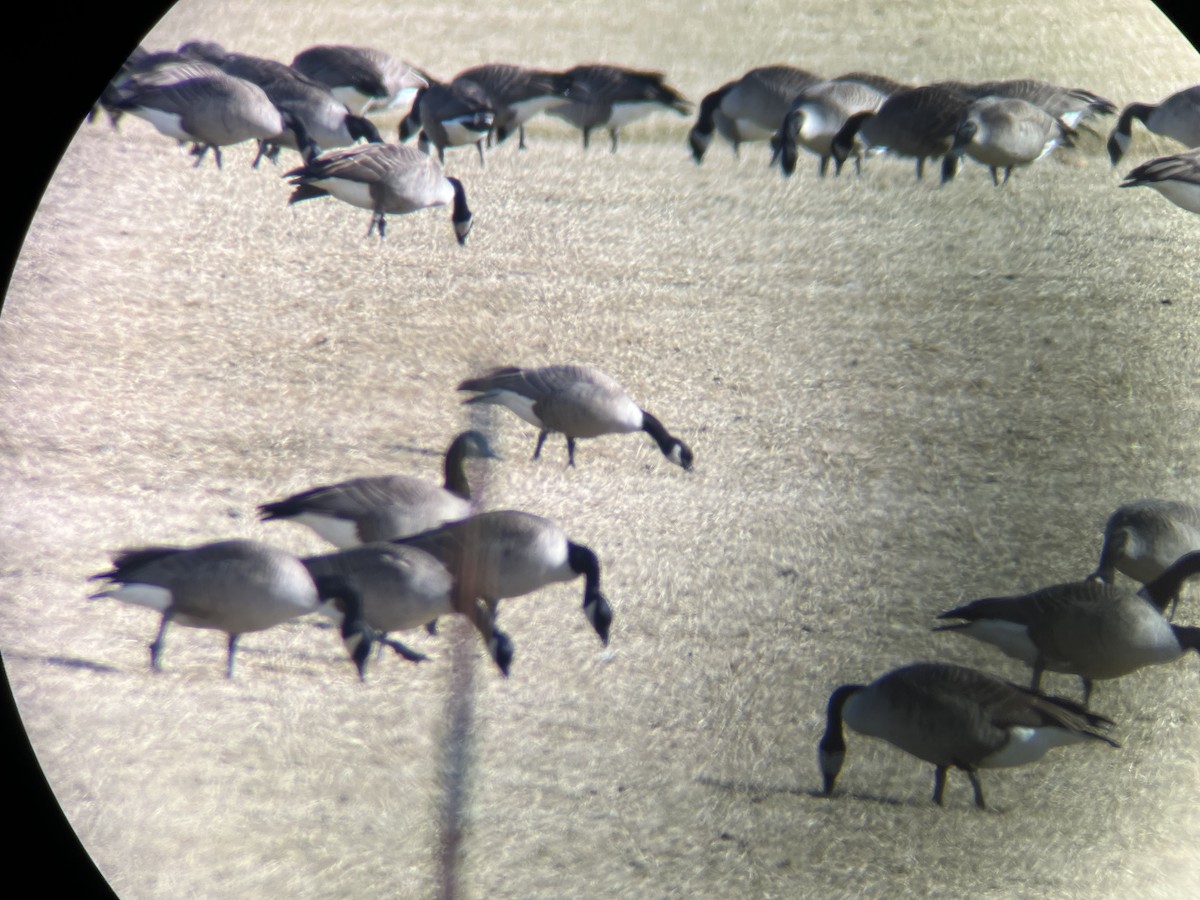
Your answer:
3,0 -> 1200,897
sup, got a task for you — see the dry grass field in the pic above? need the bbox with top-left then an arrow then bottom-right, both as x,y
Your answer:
3,0 -> 1200,896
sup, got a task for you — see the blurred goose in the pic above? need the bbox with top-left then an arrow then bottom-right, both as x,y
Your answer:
1093,499 -> 1200,609
830,82 -> 974,180
258,430 -> 499,547
457,364 -> 693,469
311,573 -> 434,680
943,95 -> 1074,185
114,62 -> 288,168
210,51 -> 381,163
398,78 -> 496,166
290,44 -> 427,115
774,78 -> 892,177
397,509 -> 613,653
688,65 -> 822,163
304,543 -> 514,675
285,141 -> 474,243
548,64 -> 692,152
962,79 -> 1116,128
89,538 -> 334,678
934,551 -> 1200,706
819,662 -> 1117,809
1107,85 -> 1200,165
1120,147 -> 1200,214
451,63 -> 573,150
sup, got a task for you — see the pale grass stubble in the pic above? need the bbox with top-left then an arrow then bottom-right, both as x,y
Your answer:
3,1 -> 1200,897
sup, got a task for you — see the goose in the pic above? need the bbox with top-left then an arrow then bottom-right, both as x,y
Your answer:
943,95 -> 1074,186
284,141 -> 474,243
456,364 -> 693,470
547,64 -> 692,152
962,79 -> 1116,128
209,51 -> 382,164
451,63 -> 573,150
1107,85 -> 1200,165
819,662 -> 1117,809
258,430 -> 499,548
934,551 -> 1200,706
774,78 -> 892,177
303,543 -> 514,675
397,78 -> 495,166
396,509 -> 613,653
688,65 -> 822,163
309,573 -> 435,680
88,538 -> 343,678
1093,499 -> 1200,610
290,44 -> 427,115
113,62 -> 289,169
830,82 -> 975,180
1120,147 -> 1200,214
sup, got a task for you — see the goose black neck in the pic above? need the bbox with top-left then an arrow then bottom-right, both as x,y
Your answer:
348,114 -> 383,144
567,542 -> 600,591
1142,551 -> 1200,613
695,86 -> 731,134
1122,103 -> 1153,131
640,411 -> 675,457
449,178 -> 472,224
820,684 -> 861,756
443,435 -> 473,500
1173,625 -> 1200,655
831,111 -> 873,163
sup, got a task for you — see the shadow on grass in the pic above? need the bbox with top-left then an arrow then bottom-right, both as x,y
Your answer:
44,655 -> 120,674
694,773 -> 908,808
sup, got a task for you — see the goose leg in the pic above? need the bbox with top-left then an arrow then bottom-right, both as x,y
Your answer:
149,611 -> 174,672
533,430 -> 549,460
476,140 -> 486,168
819,155 -> 829,178
519,125 -> 527,150
932,765 -> 948,805
582,128 -> 591,150
225,633 -> 240,679
966,770 -> 986,809
566,436 -> 577,467
1030,660 -> 1045,692
1081,676 -> 1093,708
425,619 -> 439,636
609,128 -> 619,154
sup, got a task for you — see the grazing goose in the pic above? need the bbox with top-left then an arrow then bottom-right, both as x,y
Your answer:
284,141 -> 474,243
398,78 -> 496,166
451,63 -> 573,150
1093,499 -> 1200,610
210,51 -> 381,163
397,509 -> 613,653
962,79 -> 1116,128
830,82 -> 974,180
943,95 -> 1074,185
547,64 -> 692,152
688,65 -> 822,163
774,78 -> 892,177
819,662 -> 1117,809
1107,85 -> 1200,165
1120,147 -> 1200,214
457,364 -> 693,469
258,430 -> 499,547
114,62 -> 289,168
311,573 -> 433,680
89,539 -> 331,678
304,543 -> 514,675
290,44 -> 427,115
934,551 -> 1200,706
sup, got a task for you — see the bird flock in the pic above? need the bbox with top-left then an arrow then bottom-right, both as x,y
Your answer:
85,38 -> 1200,810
